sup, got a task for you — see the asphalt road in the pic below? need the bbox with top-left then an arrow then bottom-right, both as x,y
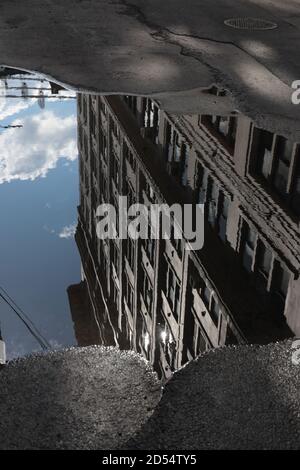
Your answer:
0,341 -> 299,449
0,0 -> 299,137
0,346 -> 161,450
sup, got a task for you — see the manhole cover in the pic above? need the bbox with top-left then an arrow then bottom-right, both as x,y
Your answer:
224,17 -> 278,30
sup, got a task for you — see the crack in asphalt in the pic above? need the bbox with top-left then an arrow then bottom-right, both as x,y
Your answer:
117,0 -> 290,88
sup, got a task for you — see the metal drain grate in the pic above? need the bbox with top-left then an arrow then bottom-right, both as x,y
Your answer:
224,17 -> 278,30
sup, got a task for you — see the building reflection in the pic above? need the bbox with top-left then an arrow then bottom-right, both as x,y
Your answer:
68,91 -> 300,379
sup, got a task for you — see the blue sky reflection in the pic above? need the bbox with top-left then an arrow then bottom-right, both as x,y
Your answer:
0,75 -> 79,359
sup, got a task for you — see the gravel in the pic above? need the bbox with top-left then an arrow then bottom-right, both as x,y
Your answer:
1,341 -> 299,450
128,340 -> 300,450
0,346 -> 161,450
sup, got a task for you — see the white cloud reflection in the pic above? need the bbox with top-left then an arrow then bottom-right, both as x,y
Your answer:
0,110 -> 77,184
0,98 -> 33,121
58,223 -> 77,239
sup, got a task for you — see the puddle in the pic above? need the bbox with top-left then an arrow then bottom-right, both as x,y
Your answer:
0,68 -> 299,381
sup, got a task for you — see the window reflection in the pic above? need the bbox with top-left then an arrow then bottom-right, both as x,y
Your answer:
70,92 -> 298,381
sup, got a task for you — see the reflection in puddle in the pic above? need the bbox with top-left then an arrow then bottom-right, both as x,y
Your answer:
0,68 -> 78,359
0,68 -> 299,377
70,93 -> 299,380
